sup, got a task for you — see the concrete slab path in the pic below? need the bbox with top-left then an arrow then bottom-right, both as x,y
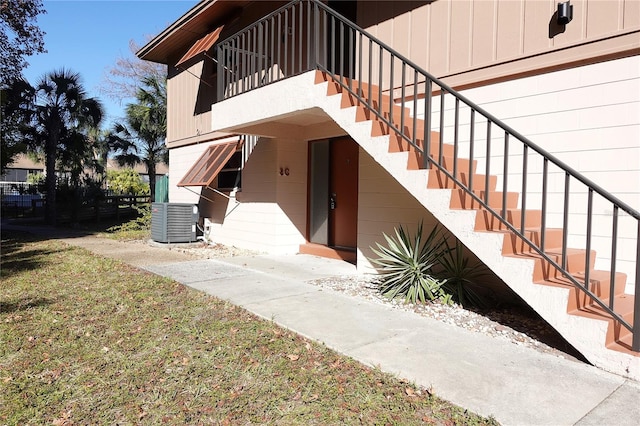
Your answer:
145,255 -> 639,426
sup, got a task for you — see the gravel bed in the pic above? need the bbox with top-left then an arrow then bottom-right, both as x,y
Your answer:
308,274 -> 587,363
168,242 -> 261,259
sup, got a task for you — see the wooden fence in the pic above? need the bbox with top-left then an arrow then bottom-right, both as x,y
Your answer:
30,195 -> 149,223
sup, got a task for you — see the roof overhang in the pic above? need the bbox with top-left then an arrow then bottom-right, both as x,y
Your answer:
137,0 -> 249,64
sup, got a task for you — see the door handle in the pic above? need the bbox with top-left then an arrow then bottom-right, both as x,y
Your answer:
330,193 -> 337,210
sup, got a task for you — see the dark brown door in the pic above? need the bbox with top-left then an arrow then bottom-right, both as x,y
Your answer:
329,137 -> 358,248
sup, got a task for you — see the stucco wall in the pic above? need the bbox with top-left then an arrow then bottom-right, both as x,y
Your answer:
357,147 -> 440,273
168,136 -> 307,254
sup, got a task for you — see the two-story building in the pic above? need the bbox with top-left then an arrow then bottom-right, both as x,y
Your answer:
138,0 -> 640,379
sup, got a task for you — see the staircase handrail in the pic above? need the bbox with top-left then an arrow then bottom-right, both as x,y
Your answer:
310,0 -> 640,220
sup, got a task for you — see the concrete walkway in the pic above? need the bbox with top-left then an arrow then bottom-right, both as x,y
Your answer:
143,255 -> 640,426
5,225 -> 639,425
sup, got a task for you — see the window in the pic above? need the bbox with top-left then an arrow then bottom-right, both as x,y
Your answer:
217,150 -> 242,190
177,140 -> 241,188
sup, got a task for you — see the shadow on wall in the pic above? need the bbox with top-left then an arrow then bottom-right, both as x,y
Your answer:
548,10 -> 569,38
196,137 -> 308,241
358,1 -> 434,28
198,187 -> 230,225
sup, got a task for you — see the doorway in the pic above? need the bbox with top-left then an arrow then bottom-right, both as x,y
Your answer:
307,136 -> 359,259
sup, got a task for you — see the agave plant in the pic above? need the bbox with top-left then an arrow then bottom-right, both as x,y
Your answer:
437,238 -> 490,308
369,222 -> 449,304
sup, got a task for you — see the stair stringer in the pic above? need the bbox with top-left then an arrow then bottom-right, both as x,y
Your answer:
311,77 -> 640,380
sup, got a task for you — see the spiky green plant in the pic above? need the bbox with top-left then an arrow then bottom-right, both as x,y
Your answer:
369,222 -> 449,303
437,238 -> 490,308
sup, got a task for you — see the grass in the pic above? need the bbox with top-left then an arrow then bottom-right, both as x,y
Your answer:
0,232 -> 499,425
103,228 -> 150,241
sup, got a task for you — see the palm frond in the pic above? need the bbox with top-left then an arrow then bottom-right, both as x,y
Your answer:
436,238 -> 492,308
368,222 -> 448,304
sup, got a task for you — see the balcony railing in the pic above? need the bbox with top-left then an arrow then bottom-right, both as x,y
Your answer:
216,0 -> 640,351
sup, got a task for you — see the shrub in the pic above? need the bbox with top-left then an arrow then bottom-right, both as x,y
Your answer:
370,223 -> 491,308
107,204 -> 151,240
436,239 -> 491,309
369,222 -> 450,304
106,169 -> 149,196
26,172 -> 45,188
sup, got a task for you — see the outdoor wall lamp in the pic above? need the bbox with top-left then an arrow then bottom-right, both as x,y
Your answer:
557,1 -> 573,25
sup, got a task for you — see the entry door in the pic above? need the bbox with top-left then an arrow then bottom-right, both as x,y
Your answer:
329,137 -> 358,248
308,137 -> 358,249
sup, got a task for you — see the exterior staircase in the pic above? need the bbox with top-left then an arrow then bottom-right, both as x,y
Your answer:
312,70 -> 640,378
211,0 -> 639,379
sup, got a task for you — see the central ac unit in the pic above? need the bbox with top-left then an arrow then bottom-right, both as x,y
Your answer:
151,202 -> 198,243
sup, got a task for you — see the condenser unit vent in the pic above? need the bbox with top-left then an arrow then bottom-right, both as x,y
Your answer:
151,202 -> 198,243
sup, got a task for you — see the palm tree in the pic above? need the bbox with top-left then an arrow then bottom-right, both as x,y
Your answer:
27,68 -> 103,224
85,127 -> 121,188
112,75 -> 167,201
1,78 -> 34,174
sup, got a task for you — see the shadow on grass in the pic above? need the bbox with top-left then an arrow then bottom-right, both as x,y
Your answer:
1,217 -> 124,244
0,246 -> 70,278
0,230 -> 75,279
0,296 -> 56,315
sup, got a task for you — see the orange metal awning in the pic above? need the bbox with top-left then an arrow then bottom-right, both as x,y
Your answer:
177,139 -> 241,187
175,25 -> 224,68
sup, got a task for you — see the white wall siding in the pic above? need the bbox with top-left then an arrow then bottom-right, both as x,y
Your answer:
411,55 -> 639,288
274,138 -> 308,249
454,56 -> 640,205
170,137 -> 308,254
357,148 -> 440,274
168,140 -> 217,204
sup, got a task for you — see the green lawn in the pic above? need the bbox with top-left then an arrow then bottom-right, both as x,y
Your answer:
0,232 -> 498,425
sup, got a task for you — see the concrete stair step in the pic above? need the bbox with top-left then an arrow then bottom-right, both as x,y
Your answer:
475,209 -> 543,231
450,189 -> 519,210
505,248 -> 596,282
575,294 -> 635,354
318,72 -> 368,96
460,173 -> 497,192
568,270 -> 628,311
499,228 -> 564,256
387,132 -> 448,155
534,269 -> 634,353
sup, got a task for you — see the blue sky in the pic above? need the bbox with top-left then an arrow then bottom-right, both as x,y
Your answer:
22,0 -> 194,126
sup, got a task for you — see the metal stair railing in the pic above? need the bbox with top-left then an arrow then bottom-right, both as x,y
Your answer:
215,0 -> 640,351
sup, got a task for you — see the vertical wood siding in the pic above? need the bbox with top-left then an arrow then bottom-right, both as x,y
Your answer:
358,0 -> 640,87
166,61 -> 212,143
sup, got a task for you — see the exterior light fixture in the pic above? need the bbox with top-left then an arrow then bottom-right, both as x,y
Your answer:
557,1 -> 573,25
